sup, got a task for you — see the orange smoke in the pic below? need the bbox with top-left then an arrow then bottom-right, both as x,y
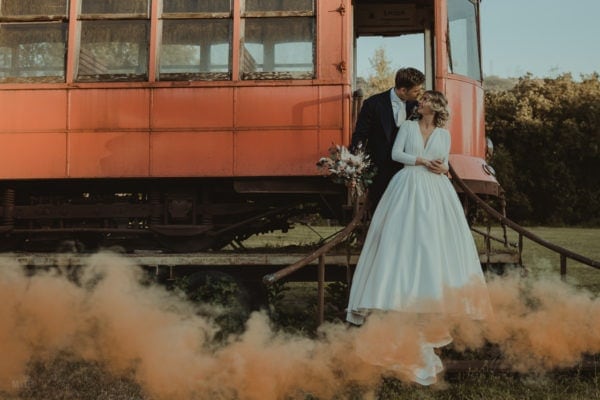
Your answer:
474,272 -> 600,371
0,253 -> 598,399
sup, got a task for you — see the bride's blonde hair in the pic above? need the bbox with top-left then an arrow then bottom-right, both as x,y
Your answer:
422,90 -> 449,127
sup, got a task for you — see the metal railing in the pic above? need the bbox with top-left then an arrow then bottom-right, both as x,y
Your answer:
449,164 -> 600,278
263,199 -> 366,325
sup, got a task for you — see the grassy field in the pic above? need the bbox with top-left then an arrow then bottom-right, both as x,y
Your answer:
2,357 -> 598,400
3,360 -> 599,400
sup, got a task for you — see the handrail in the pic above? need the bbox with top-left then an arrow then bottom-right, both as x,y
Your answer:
262,196 -> 366,325
449,164 -> 600,270
471,226 -> 517,248
262,197 -> 366,285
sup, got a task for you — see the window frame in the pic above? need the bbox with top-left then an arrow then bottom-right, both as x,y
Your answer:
446,0 -> 482,81
240,3 -> 316,81
158,2 -> 233,81
0,0 -> 319,85
0,0 -> 68,22
0,1 -> 69,83
75,0 -> 151,82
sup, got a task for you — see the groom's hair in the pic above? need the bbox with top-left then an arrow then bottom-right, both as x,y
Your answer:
395,67 -> 425,90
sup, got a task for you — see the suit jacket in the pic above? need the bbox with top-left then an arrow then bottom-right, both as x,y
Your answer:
351,89 -> 418,209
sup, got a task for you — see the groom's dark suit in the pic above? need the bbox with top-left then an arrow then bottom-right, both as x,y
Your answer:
351,89 -> 418,211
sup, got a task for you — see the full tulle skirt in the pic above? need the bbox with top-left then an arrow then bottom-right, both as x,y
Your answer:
346,165 -> 492,385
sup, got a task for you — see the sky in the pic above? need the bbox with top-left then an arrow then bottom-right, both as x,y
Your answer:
356,0 -> 600,79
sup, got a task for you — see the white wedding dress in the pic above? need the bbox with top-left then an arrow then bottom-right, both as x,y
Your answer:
346,120 -> 491,384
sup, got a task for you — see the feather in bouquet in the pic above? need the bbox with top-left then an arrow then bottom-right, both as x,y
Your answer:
316,143 -> 377,198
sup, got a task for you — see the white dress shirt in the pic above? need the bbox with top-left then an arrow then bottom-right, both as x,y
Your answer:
390,88 -> 406,127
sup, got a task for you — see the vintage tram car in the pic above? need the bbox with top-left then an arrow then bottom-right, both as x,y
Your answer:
0,0 -> 498,252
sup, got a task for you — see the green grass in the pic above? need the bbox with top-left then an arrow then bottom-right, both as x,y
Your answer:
374,371 -> 600,400
472,226 -> 600,291
240,223 -> 344,248
4,356 -> 599,400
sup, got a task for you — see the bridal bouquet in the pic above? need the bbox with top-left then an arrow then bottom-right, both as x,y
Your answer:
316,143 -> 376,198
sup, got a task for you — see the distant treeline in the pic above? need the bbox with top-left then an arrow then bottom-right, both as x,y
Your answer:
484,73 -> 600,226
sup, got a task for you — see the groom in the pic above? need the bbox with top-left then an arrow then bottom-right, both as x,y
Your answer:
351,67 -> 425,212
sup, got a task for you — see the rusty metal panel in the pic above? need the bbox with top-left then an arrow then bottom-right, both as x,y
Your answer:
445,76 -> 485,157
151,87 -> 234,129
354,3 -> 420,35
449,154 -> 497,190
318,129 -> 343,156
68,131 -> 150,177
0,133 -> 66,178
150,131 -> 233,176
316,1 -> 346,82
0,90 -> 67,132
318,85 -> 344,128
236,86 -> 318,128
234,130 -> 317,176
69,88 -> 150,130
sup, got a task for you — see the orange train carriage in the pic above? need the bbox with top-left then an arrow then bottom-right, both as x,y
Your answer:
0,0 -> 498,253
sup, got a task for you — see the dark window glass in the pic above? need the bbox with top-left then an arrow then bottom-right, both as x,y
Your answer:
0,0 -> 67,17
163,0 -> 230,13
0,23 -> 66,83
160,19 -> 231,80
80,0 -> 149,15
242,17 -> 314,79
77,21 -> 148,81
245,0 -> 313,12
447,0 -> 481,80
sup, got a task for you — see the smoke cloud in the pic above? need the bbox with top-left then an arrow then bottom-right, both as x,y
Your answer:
0,253 -> 598,399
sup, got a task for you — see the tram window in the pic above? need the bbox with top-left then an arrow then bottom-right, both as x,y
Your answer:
245,0 -> 313,13
160,0 -> 232,81
447,0 -> 481,80
0,0 -> 67,18
241,4 -> 315,80
77,1 -> 150,82
77,21 -> 149,82
0,0 -> 67,83
159,19 -> 231,81
163,0 -> 231,14
0,23 -> 66,83
80,0 -> 149,16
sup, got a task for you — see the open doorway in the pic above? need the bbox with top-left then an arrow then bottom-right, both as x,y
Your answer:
353,0 -> 434,95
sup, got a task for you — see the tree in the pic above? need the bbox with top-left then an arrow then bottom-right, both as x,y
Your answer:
483,75 -> 517,92
356,47 -> 395,98
485,73 -> 600,225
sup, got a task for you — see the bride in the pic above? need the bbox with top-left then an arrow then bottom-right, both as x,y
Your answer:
346,90 -> 492,385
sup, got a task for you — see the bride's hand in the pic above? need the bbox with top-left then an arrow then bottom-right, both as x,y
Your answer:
416,157 -> 432,168
428,159 -> 448,174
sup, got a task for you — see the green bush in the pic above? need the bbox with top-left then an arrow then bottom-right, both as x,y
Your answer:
485,73 -> 600,226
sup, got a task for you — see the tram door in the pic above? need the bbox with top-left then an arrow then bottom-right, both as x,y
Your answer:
352,0 -> 435,91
